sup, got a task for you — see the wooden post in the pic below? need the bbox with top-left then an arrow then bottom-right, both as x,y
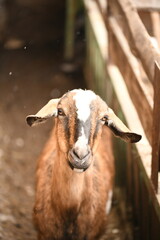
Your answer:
150,12 -> 160,49
133,0 -> 160,10
64,0 -> 76,61
151,61 -> 160,192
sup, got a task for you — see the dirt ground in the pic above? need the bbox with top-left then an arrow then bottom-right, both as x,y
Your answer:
0,1 -> 135,240
0,44 -> 84,240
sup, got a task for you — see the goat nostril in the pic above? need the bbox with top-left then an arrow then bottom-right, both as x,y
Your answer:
72,148 -> 90,160
73,149 -> 80,159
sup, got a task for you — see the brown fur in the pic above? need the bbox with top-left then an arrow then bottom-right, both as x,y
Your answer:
33,124 -> 114,240
28,91 -> 116,240
26,90 -> 141,240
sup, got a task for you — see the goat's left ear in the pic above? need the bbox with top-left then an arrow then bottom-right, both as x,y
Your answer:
26,99 -> 59,127
104,108 -> 142,143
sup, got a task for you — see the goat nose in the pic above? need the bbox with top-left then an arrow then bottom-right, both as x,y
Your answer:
72,146 -> 91,160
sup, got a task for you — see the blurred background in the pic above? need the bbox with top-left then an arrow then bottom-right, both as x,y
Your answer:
0,0 -> 160,240
0,1 -> 86,240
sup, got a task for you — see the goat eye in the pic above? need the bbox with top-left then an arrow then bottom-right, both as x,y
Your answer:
101,116 -> 109,122
58,108 -> 65,116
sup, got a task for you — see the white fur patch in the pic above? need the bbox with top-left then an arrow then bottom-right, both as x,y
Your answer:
73,89 -> 96,122
73,168 -> 84,173
106,190 -> 113,214
72,89 -> 96,150
74,128 -> 89,159
107,119 -> 113,126
76,127 -> 88,145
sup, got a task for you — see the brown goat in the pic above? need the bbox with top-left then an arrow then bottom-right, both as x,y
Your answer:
26,89 -> 141,240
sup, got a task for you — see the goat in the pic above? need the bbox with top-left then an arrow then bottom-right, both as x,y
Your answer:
26,89 -> 141,240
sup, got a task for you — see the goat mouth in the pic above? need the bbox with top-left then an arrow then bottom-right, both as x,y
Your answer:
68,151 -> 91,173
68,161 -> 88,172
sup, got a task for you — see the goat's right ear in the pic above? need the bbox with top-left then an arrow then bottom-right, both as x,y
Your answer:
26,99 -> 59,127
104,108 -> 142,143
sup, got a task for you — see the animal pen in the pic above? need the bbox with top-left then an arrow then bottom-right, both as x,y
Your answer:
64,0 -> 160,239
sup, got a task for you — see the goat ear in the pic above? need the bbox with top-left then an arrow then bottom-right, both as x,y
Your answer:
26,99 -> 59,127
104,108 -> 142,143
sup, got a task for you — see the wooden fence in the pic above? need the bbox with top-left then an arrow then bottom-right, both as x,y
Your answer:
64,0 -> 160,238
106,0 -> 160,192
83,0 -> 160,239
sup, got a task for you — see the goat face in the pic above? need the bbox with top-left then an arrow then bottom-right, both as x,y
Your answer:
26,89 -> 141,172
56,90 -> 107,172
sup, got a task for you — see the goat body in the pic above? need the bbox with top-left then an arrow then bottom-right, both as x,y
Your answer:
27,89 -> 141,240
34,126 -> 114,240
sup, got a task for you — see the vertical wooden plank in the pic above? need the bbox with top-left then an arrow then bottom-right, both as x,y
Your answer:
140,181 -> 151,240
126,144 -> 133,199
133,157 -> 140,220
138,10 -> 153,36
150,12 -> 160,48
64,0 -> 76,61
151,61 -> 160,192
150,204 -> 160,240
132,159 -> 141,240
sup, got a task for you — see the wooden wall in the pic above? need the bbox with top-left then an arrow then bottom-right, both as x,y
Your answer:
83,0 -> 160,239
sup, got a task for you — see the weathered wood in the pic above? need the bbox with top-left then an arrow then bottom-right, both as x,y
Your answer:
133,0 -> 160,10
138,11 -> 153,36
84,0 -> 108,61
108,0 -> 160,82
64,0 -> 76,61
107,64 -> 152,178
108,16 -> 153,144
84,0 -> 160,207
95,0 -> 107,13
126,144 -> 133,199
150,12 -> 160,49
151,62 -> 160,192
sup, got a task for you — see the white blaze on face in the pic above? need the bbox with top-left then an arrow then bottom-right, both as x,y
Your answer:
74,127 -> 89,160
73,89 -> 96,122
77,127 -> 87,144
73,89 -> 96,148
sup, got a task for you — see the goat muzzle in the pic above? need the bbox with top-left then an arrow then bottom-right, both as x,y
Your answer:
68,147 -> 92,173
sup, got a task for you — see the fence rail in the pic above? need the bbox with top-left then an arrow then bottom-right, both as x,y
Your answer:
82,0 -> 160,237
94,0 -> 160,194
151,62 -> 160,191
107,0 -> 160,82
